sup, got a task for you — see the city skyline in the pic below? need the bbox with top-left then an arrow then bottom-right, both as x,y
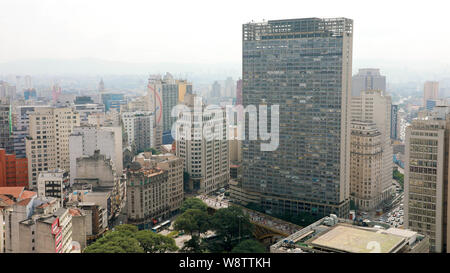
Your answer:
1,0 -> 450,83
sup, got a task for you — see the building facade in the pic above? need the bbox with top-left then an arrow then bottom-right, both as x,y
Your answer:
25,106 -> 80,189
241,18 -> 353,218
69,125 -> 123,185
350,122 -> 384,211
0,102 -> 13,154
405,108 -> 449,253
134,152 -> 184,215
423,81 -> 439,107
351,90 -> 395,208
37,169 -> 69,207
122,111 -> 154,153
176,94 -> 230,194
126,165 -> 170,229
0,149 -> 28,187
351,68 -> 386,97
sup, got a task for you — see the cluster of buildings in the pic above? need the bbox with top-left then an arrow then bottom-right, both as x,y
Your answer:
0,70 -> 235,252
2,16 -> 449,254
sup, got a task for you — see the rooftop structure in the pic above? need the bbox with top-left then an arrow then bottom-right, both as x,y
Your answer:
271,214 -> 429,253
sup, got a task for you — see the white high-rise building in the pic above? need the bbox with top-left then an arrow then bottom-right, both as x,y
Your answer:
175,94 -> 229,194
69,125 -> 123,185
121,111 -> 154,152
26,106 -> 80,189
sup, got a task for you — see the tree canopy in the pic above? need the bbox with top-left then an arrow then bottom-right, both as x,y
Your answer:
174,208 -> 210,235
180,197 -> 208,213
231,239 -> 266,253
135,230 -> 178,253
83,224 -> 178,253
209,206 -> 253,252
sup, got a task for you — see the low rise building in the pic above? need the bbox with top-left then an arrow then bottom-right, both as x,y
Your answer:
271,214 -> 429,253
37,169 -> 69,207
0,148 -> 28,187
19,207 -> 73,253
134,152 -> 184,215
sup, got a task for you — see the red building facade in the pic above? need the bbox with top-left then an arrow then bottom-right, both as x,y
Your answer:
0,149 -> 28,187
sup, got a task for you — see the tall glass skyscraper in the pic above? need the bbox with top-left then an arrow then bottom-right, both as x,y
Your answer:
241,18 -> 353,218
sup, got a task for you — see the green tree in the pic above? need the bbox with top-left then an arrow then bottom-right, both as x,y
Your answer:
83,231 -> 144,253
180,235 -> 207,253
174,209 -> 210,235
83,224 -> 176,253
180,197 -> 208,213
114,224 -> 139,235
393,170 -> 404,189
135,230 -> 178,253
210,206 -> 253,252
231,239 -> 266,253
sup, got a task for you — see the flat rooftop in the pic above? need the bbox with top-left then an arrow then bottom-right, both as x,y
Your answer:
310,225 -> 405,253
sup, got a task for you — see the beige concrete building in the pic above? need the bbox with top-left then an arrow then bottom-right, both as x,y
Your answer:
26,106 -> 80,189
423,81 -> 439,107
176,94 -> 230,194
351,90 -> 395,208
350,122 -> 385,210
405,107 -> 449,252
126,165 -> 170,227
74,150 -> 124,220
134,152 -> 184,215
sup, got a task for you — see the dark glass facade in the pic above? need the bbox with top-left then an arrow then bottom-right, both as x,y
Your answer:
242,18 -> 353,217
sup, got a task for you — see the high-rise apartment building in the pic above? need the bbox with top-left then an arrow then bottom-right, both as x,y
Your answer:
147,77 -> 164,148
177,79 -> 193,103
0,102 -> 13,154
350,122 -> 384,210
122,111 -> 154,152
405,107 -> 450,253
176,94 -> 230,194
224,77 -> 235,97
351,90 -> 395,208
351,68 -> 386,97
25,106 -> 80,189
211,81 -> 221,98
69,125 -> 123,185
241,18 -> 353,218
161,73 -> 179,133
423,81 -> 439,107
236,79 -> 243,105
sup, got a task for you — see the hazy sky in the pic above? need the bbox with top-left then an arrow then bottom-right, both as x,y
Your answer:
1,0 -> 449,66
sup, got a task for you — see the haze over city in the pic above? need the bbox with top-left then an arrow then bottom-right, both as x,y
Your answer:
1,0 -> 450,83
